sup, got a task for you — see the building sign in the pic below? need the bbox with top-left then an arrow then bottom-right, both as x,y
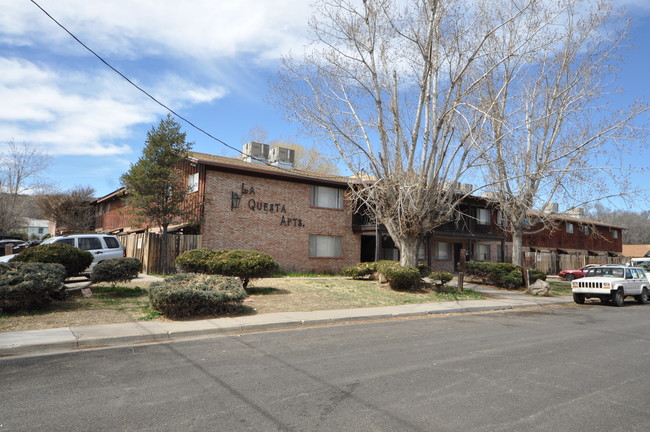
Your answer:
236,183 -> 304,228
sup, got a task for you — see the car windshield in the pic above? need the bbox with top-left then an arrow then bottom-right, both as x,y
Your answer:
585,267 -> 624,278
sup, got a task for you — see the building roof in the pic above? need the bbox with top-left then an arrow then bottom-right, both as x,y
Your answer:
188,151 -> 352,186
622,244 -> 650,258
529,210 -> 627,230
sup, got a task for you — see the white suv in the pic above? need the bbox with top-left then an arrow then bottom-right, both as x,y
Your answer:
40,234 -> 126,271
571,265 -> 650,307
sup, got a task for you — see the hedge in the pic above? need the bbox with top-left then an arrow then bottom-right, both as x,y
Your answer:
10,243 -> 93,277
0,262 -> 67,312
149,273 -> 247,318
91,258 -> 142,285
341,262 -> 377,279
466,262 -> 546,289
176,249 -> 278,288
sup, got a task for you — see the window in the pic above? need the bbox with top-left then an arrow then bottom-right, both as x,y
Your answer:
105,202 -> 111,214
309,235 -> 342,258
38,228 -> 44,234
418,243 -> 426,261
612,229 -> 619,239
55,238 -> 75,246
566,223 -> 574,234
582,225 -> 590,235
187,173 -> 199,193
477,208 -> 490,225
476,244 -> 490,261
78,237 -> 102,251
311,186 -> 343,209
103,236 -> 121,249
435,242 -> 450,260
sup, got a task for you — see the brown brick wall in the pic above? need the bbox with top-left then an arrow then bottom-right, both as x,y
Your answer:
201,169 -> 361,273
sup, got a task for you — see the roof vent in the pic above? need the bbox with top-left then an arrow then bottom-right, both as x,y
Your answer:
269,146 -> 295,169
543,203 -> 559,213
242,142 -> 269,165
567,207 -> 584,217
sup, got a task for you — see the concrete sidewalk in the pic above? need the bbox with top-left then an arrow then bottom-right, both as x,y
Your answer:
0,284 -> 574,358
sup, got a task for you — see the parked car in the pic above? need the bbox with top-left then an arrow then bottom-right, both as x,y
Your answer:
0,239 -> 27,255
0,234 -> 125,272
558,264 -> 599,281
571,265 -> 650,306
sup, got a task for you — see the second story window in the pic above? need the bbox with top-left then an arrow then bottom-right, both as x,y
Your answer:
477,208 -> 490,225
187,173 -> 199,193
612,229 -> 619,239
566,223 -> 574,234
582,225 -> 590,235
311,186 -> 343,209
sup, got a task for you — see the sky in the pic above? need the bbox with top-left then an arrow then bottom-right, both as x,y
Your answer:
1,0 -> 649,203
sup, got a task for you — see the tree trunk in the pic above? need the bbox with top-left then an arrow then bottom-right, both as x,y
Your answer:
396,237 -> 420,268
511,227 -> 524,267
161,223 -> 169,274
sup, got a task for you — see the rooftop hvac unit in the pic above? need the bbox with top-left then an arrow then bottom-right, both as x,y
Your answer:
543,203 -> 559,213
567,207 -> 584,217
242,142 -> 269,164
269,146 -> 296,169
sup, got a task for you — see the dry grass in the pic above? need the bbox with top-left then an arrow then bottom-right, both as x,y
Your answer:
0,277 -> 483,333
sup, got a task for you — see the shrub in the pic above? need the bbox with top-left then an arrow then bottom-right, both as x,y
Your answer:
341,262 -> 377,279
149,273 -> 247,319
176,249 -> 278,288
417,262 -> 432,277
10,243 -> 93,277
91,258 -> 142,285
529,270 -> 547,284
466,262 -> 533,289
0,262 -> 67,312
428,271 -> 454,287
381,265 -> 422,291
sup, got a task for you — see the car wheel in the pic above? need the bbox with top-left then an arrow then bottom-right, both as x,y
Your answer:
565,274 -> 575,281
635,288 -> 649,305
573,293 -> 585,304
612,289 -> 625,307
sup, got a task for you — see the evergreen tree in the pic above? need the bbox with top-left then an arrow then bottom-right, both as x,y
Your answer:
121,115 -> 193,273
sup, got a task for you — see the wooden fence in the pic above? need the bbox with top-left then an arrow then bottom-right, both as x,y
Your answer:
524,251 -> 627,275
118,233 -> 202,274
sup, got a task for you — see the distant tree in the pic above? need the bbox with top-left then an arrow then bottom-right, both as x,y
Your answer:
35,186 -> 96,233
588,205 -> 650,244
120,115 -> 194,274
0,140 -> 50,234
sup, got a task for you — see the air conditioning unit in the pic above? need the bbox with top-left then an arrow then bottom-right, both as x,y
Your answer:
269,146 -> 296,169
567,207 -> 584,217
543,203 -> 559,213
242,142 -> 269,164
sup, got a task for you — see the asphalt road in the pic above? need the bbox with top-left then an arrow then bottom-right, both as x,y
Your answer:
2,304 -> 650,431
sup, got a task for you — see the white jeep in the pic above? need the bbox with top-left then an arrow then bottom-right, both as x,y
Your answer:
571,265 -> 650,307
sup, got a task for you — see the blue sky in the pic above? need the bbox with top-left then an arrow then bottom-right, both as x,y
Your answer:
1,0 -> 649,204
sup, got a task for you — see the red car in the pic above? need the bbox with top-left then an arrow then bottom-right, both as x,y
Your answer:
558,264 -> 599,281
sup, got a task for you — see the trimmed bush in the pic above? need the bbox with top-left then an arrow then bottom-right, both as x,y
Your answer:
381,265 -> 422,291
149,273 -> 247,318
428,271 -> 454,287
0,262 -> 67,312
10,243 -> 93,277
91,258 -> 142,285
341,262 -> 377,279
176,249 -> 279,288
417,262 -> 432,277
466,262 -> 542,290
529,270 -> 547,284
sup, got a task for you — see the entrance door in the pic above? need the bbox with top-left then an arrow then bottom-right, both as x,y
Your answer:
360,235 -> 376,262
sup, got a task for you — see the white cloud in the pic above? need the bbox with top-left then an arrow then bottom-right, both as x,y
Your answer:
4,0 -> 311,62
0,57 -> 226,156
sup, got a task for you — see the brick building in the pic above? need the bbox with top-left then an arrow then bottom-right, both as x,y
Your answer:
93,144 -> 625,273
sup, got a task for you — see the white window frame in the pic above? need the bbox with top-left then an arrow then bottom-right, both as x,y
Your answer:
612,229 -> 618,239
311,186 -> 343,209
566,223 -> 574,234
308,235 -> 343,258
477,208 -> 491,225
187,172 -> 199,193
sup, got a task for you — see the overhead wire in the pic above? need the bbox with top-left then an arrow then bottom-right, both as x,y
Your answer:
28,0 -> 347,182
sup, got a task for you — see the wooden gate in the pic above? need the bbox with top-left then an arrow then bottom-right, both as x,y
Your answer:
118,233 -> 202,274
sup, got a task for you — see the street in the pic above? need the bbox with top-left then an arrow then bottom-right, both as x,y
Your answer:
2,304 -> 650,431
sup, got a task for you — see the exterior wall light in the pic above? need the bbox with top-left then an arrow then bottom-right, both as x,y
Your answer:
231,192 -> 241,210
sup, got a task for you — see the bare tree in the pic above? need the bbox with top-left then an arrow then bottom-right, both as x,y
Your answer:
35,186 -> 96,234
273,0 -> 543,267
0,140 -> 50,234
589,205 -> 650,245
475,0 -> 649,265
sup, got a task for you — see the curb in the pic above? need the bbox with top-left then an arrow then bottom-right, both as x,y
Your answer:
0,295 -> 572,358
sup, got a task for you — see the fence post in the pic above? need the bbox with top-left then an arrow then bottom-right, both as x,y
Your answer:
458,249 -> 466,292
